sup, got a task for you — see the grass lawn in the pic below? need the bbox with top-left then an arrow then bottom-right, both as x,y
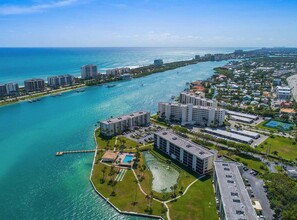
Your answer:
149,149 -> 198,200
118,136 -> 139,149
95,128 -> 141,151
219,150 -> 268,174
91,153 -> 166,219
134,149 -> 196,201
256,120 -> 276,131
258,136 -> 297,161
95,129 -> 117,149
167,176 -> 218,220
275,165 -> 283,173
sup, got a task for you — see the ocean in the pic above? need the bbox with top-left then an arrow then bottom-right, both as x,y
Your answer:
0,47 -> 252,84
0,47 -> 245,219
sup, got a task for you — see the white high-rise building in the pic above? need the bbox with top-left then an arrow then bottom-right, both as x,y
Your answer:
48,74 -> 74,88
100,111 -> 150,137
5,82 -> 19,95
81,64 -> 98,79
154,130 -> 216,174
275,86 -> 291,100
213,161 -> 258,220
158,102 -> 225,126
180,91 -> 217,107
106,67 -> 131,76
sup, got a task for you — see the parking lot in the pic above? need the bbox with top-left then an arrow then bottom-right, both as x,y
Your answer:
123,124 -> 163,145
241,168 -> 275,220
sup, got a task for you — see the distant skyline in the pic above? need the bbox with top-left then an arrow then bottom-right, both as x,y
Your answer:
0,0 -> 297,47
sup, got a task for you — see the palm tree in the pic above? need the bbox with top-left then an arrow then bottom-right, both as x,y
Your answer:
101,167 -> 107,182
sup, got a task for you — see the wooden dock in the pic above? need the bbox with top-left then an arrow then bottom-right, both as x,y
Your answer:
56,149 -> 96,156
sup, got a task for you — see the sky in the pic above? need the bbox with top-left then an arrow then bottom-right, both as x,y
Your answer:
0,0 -> 297,47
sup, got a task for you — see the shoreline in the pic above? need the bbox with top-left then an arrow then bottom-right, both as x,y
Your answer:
0,84 -> 86,107
0,59 -> 218,108
89,128 -> 164,220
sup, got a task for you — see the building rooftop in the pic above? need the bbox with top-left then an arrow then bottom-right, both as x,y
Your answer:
159,102 -> 224,111
214,161 -> 258,220
230,115 -> 253,123
154,130 -> 214,159
102,150 -> 118,161
24,78 -> 45,82
204,128 -> 253,143
227,110 -> 258,120
100,111 -> 149,124
280,108 -> 296,114
230,129 -> 260,138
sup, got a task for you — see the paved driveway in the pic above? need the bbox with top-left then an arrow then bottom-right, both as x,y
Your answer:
241,170 -> 275,220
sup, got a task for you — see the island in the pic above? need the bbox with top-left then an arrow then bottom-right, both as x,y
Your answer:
3,47 -> 297,107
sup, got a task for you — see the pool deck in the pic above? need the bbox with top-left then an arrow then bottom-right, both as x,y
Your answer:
117,153 -> 135,167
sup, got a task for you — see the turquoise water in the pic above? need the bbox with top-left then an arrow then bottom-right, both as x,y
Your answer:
123,155 -> 134,163
0,47 -> 229,219
0,47 -> 251,84
264,120 -> 293,130
143,151 -> 179,193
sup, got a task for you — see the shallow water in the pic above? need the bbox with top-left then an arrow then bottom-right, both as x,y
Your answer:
0,56 -> 228,219
143,151 -> 179,193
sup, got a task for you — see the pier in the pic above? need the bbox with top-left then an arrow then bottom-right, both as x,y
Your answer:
56,149 -> 96,156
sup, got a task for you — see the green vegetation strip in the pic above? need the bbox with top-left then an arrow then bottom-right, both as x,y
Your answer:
167,176 -> 218,220
258,136 -> 297,161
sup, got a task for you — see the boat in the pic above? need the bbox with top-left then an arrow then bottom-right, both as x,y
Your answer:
107,84 -> 116,88
76,89 -> 85,93
171,95 -> 175,99
58,93 -> 62,96
28,100 -> 33,103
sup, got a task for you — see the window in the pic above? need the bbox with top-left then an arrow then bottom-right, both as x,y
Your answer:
236,210 -> 244,215
227,180 -> 234,183
233,199 -> 240,203
231,192 -> 238,196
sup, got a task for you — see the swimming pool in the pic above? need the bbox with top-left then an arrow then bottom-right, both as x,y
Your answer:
264,120 -> 293,131
122,155 -> 134,163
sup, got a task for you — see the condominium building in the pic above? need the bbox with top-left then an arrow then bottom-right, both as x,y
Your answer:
180,91 -> 217,107
213,161 -> 257,220
0,82 -> 19,96
106,67 -> 131,76
81,64 -> 98,79
0,84 -> 7,97
154,130 -> 216,174
24,79 -> 45,92
48,74 -> 74,88
276,86 -> 291,100
158,102 -> 225,126
100,111 -> 150,137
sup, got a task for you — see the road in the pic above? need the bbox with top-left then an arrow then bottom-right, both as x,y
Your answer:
242,170 -> 275,220
287,74 -> 297,101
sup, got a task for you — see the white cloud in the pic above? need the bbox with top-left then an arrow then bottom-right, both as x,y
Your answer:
0,0 -> 79,15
